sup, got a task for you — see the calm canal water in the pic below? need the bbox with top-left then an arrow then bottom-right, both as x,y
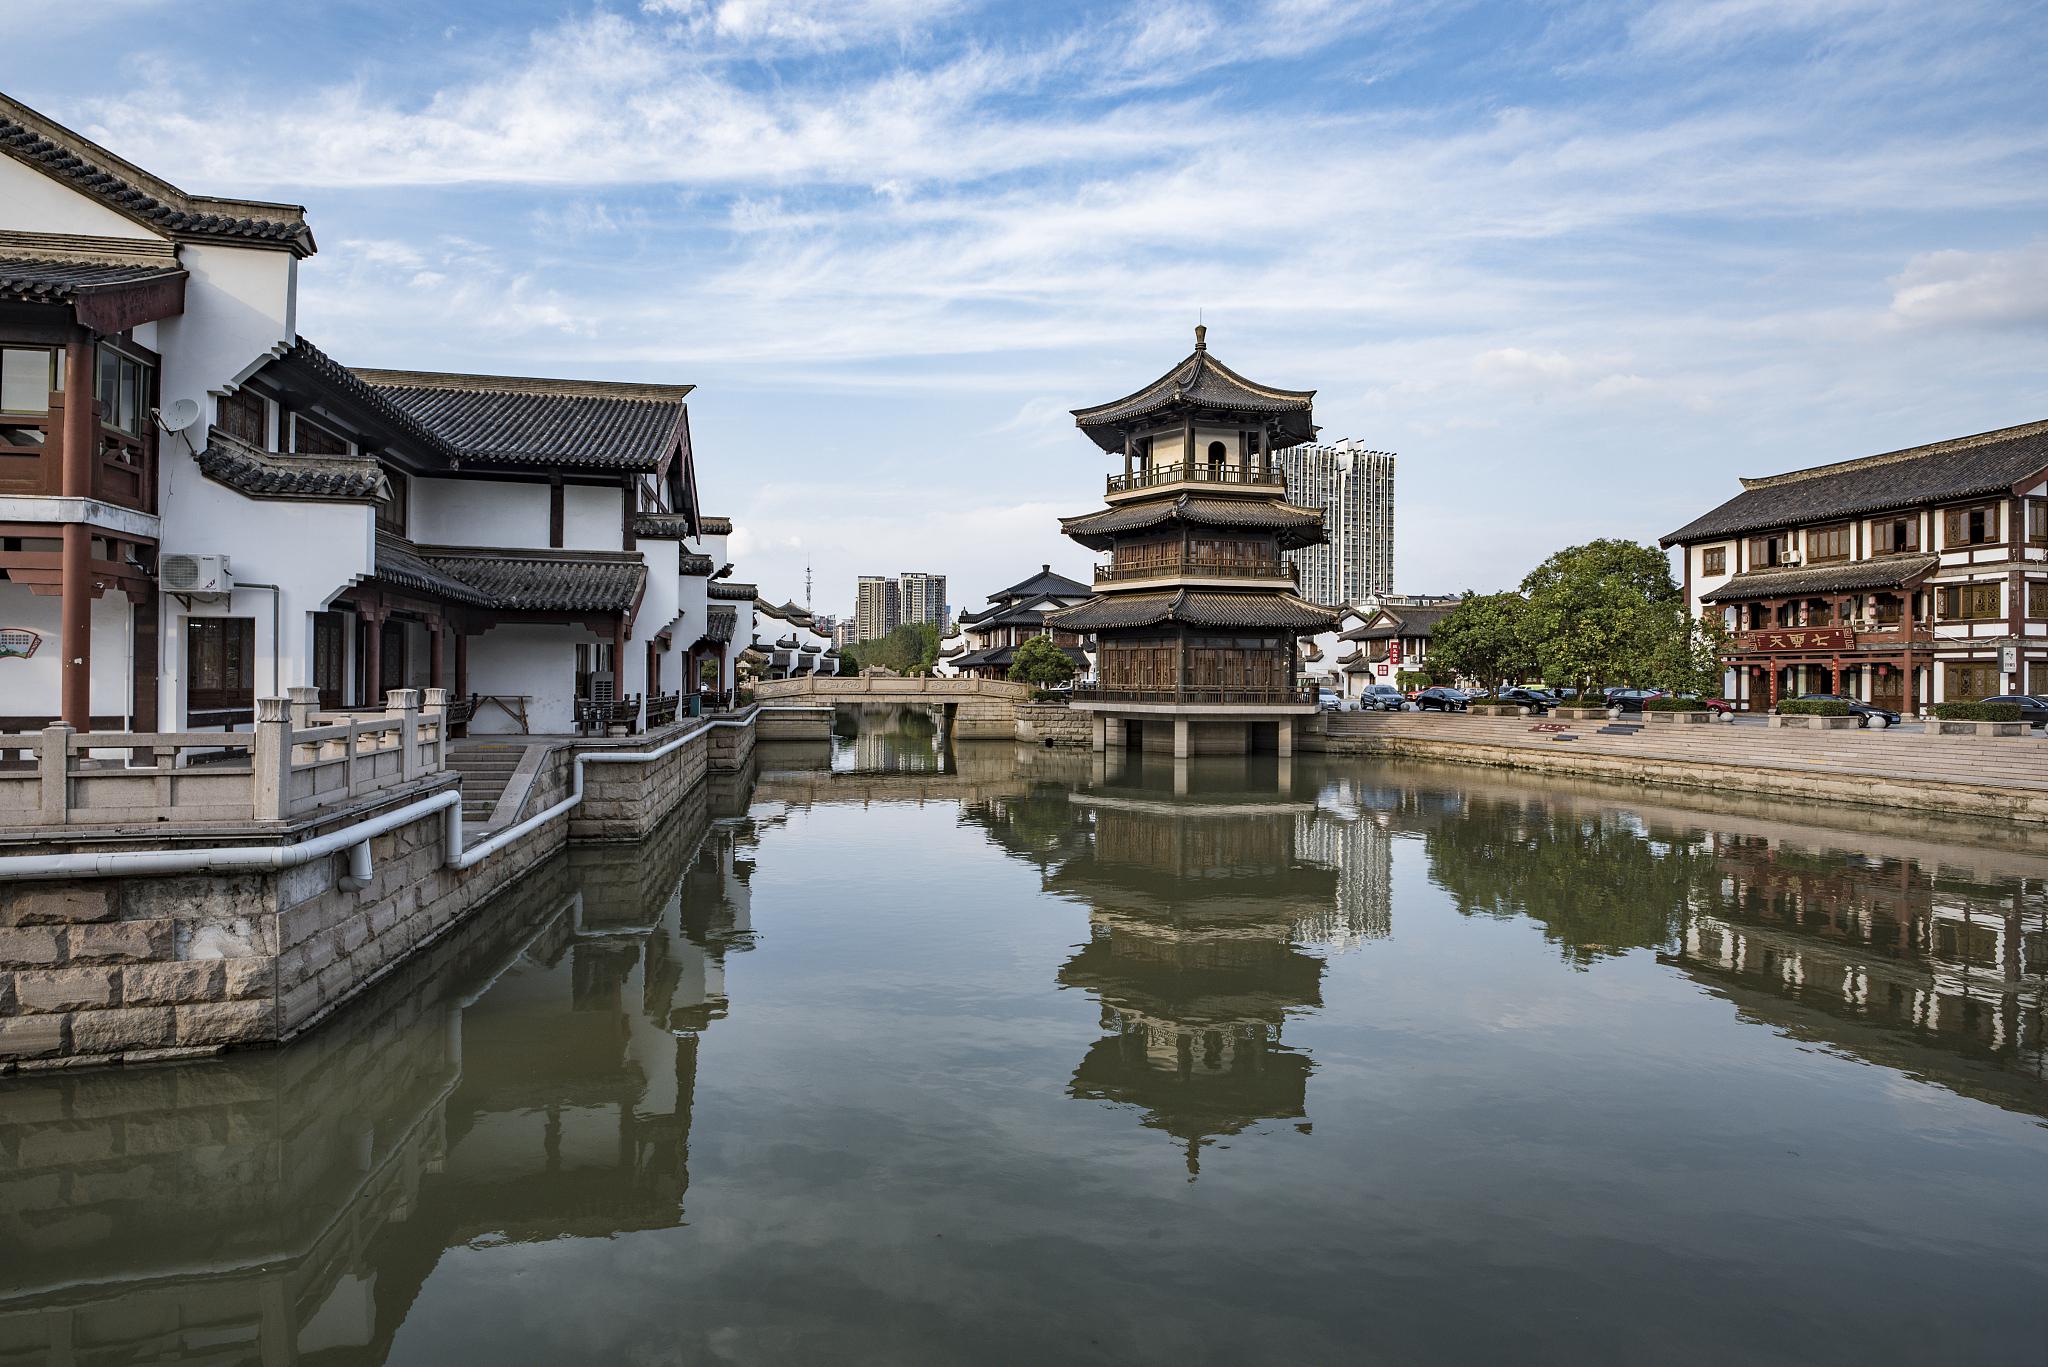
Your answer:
4,711 -> 2048,1365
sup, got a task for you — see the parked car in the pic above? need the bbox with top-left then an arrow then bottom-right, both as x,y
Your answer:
1602,688 -> 1667,713
1316,688 -> 1349,713
1498,687 -> 1563,714
1789,693 -> 1901,728
1360,684 -> 1407,711
1977,695 -> 2048,729
1414,686 -> 1469,712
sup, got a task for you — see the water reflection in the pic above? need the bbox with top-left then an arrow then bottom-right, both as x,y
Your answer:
0,771 -> 762,1362
831,703 -> 946,773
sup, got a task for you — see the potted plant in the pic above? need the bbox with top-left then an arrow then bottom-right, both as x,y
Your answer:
1552,684 -> 1610,722
1768,698 -> 1858,730
1642,695 -> 1713,724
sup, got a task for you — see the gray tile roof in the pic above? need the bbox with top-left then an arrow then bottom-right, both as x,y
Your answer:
991,564 -> 1092,602
679,553 -> 714,576
0,255 -> 185,305
0,95 -> 314,255
1699,554 -> 1940,603
1071,329 -> 1315,451
355,369 -> 690,471
373,534 -> 496,606
370,537 -> 645,613
197,428 -> 389,502
633,513 -> 697,540
697,515 -> 733,535
420,546 -> 646,614
1341,603 -> 1459,641
709,581 -> 757,601
1661,419 -> 2048,546
703,605 -> 737,642
1048,589 -> 1337,634
1060,493 -> 1328,551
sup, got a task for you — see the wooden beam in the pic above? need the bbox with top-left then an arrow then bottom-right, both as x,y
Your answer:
550,475 -> 565,549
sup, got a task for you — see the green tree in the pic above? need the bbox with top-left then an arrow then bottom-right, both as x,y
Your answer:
1009,634 -> 1079,687
1520,539 -> 1682,696
843,622 -> 940,675
1426,591 -> 1536,691
1644,609 -> 1732,696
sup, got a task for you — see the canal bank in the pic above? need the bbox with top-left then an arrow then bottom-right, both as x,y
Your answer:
1306,710 -> 2048,825
2,735 -> 2044,1364
0,702 -> 831,1071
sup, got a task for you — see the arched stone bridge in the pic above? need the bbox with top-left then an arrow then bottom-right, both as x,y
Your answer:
753,675 -> 1033,739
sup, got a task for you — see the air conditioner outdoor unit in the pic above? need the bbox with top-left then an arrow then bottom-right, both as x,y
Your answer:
160,553 -> 233,598
1780,554 -> 1802,567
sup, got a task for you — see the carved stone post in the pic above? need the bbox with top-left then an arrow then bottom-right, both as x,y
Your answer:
423,687 -> 451,772
288,685 -> 321,731
388,688 -> 421,780
37,723 -> 73,827
253,697 -> 292,822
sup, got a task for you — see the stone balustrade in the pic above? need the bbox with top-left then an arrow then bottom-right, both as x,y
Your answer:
0,688 -> 451,831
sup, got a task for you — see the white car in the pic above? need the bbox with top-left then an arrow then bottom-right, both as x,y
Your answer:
1317,688 -> 1350,712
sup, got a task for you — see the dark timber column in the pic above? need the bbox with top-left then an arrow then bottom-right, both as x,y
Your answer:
361,603 -> 383,706
430,620 -> 447,689
455,631 -> 469,699
58,339 -> 96,729
612,614 -> 628,698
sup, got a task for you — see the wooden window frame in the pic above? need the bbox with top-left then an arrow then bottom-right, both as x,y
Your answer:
290,412 -> 351,457
1943,503 -> 1998,548
1936,582 -> 2001,622
1872,515 -> 1919,555
2029,581 -> 2048,620
376,466 -> 409,536
1945,661 -> 2000,703
217,389 -> 266,447
1805,523 -> 1851,564
2029,499 -> 2048,547
1700,546 -> 1726,576
186,616 -> 256,726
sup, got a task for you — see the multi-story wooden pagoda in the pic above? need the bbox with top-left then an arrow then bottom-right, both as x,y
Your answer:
1049,328 -> 1340,756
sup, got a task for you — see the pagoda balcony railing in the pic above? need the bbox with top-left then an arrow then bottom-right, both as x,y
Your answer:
0,399 -> 155,515
1095,557 -> 1296,584
1729,624 -> 1934,654
1105,462 -> 1286,495
1070,683 -> 1317,706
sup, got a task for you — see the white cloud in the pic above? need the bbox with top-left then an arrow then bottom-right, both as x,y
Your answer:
1887,240 -> 2048,331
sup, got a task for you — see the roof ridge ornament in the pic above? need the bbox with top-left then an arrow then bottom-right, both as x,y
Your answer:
1194,324 -> 1207,352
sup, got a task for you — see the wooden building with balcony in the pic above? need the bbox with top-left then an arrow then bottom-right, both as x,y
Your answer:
1662,419 -> 2048,711
1049,329 -> 1340,755
936,564 -> 1092,679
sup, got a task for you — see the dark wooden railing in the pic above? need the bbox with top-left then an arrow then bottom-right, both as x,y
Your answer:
1105,462 -> 1286,495
1095,557 -> 1294,583
1070,683 -> 1317,705
0,398 -> 154,513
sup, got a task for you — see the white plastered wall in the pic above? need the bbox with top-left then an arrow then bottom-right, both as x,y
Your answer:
410,478 -> 549,548
0,584 -> 134,725
563,484 -> 621,550
465,624 -> 585,733
0,157 -> 160,238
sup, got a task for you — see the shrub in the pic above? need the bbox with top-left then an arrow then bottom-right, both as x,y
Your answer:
1643,696 -> 1706,711
1776,698 -> 1851,717
1933,701 -> 2022,722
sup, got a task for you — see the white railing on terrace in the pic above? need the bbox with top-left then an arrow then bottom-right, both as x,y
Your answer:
0,687 -> 450,829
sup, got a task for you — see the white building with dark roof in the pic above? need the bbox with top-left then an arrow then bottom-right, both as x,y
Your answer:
0,89 -> 756,737
935,565 -> 1093,679
1661,419 -> 2048,711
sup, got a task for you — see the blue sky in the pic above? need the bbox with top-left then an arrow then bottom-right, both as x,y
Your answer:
9,0 -> 2048,617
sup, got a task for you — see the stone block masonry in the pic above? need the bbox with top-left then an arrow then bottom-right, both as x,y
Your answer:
1,711 -> 766,1070
1014,702 -> 1092,748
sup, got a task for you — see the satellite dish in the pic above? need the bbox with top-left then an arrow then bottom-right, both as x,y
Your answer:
155,398 -> 202,434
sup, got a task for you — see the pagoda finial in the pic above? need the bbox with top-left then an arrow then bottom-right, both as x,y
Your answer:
1194,323 -> 1207,351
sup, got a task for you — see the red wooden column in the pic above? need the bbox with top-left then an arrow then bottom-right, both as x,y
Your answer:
360,603 -> 383,707
454,631 -> 469,699
57,339 -> 98,730
612,613 -> 628,701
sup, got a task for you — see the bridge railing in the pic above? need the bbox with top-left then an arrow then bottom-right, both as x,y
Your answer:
753,675 -> 1035,703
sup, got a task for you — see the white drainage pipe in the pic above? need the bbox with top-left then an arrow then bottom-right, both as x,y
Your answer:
0,707 -> 815,885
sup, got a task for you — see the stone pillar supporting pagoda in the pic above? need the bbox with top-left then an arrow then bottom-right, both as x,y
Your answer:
1049,328 -> 1339,757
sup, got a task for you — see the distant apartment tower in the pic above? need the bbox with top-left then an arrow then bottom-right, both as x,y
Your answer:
1277,438 -> 1395,606
855,576 -> 901,641
897,572 -> 948,627
833,619 -> 861,649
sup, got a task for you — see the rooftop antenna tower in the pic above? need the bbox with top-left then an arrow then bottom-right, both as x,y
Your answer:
805,564 -> 812,610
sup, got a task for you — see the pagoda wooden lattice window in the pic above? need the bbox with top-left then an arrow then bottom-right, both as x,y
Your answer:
2029,499 -> 2048,546
1946,662 -> 1999,702
2028,582 -> 2048,619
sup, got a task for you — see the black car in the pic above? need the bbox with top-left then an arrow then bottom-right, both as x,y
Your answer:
1791,693 -> 1901,728
1603,688 -> 1665,713
1498,687 -> 1562,714
1415,687 -> 1468,712
1978,695 -> 2048,728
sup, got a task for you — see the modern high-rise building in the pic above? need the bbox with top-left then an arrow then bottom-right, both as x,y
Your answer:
1276,439 -> 1395,607
855,576 -> 900,642
833,619 -> 862,650
897,572 -> 948,628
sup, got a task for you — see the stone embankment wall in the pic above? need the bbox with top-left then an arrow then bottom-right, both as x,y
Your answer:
1014,702 -> 1091,747
1306,713 -> 2048,825
1,711 -> 763,1071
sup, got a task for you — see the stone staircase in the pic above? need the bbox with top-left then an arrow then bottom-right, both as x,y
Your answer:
448,743 -> 530,824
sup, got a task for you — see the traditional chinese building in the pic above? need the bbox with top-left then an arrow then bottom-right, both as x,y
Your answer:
934,563 -> 1092,679
1662,419 -> 2048,710
1049,329 -> 1340,755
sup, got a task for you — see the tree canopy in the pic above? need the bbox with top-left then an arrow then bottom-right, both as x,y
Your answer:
1426,592 -> 1538,691
843,621 -> 940,675
1009,634 -> 1080,687
1519,539 -> 1685,695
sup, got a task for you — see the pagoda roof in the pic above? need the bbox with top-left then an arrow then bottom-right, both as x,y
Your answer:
1071,328 -> 1316,452
1059,493 -> 1327,551
1048,589 -> 1337,634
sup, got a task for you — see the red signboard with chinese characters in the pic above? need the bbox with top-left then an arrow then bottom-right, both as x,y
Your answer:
1733,628 -> 1850,653
1389,640 -> 1403,665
